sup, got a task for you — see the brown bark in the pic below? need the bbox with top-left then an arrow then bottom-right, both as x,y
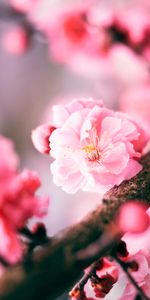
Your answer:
0,152 -> 150,300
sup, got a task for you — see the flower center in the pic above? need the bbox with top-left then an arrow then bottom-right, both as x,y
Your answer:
63,14 -> 87,43
81,143 -> 100,161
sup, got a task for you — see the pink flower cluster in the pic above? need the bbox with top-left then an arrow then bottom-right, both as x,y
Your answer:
0,135 -> 49,263
71,246 -> 150,300
32,98 -> 148,195
7,0 -> 150,80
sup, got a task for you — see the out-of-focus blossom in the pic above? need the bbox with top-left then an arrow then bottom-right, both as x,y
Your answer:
32,124 -> 55,154
46,98 -> 148,194
1,27 -> 29,55
116,9 -> 150,46
120,84 -> 150,138
0,135 -> 49,263
109,45 -> 149,84
8,0 -> 35,13
118,202 -> 150,234
7,0 -> 150,81
28,0 -> 93,29
89,1 -> 150,52
123,208 -> 150,255
33,1 -> 150,80
41,3 -> 105,69
7,0 -> 150,80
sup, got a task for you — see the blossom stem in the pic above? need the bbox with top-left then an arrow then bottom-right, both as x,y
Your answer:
134,295 -> 142,300
114,255 -> 149,300
69,259 -> 102,296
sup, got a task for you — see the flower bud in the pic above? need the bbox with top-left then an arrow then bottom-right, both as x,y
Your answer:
32,124 -> 55,154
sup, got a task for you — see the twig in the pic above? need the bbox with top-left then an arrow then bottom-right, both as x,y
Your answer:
69,259 -> 103,297
114,255 -> 150,300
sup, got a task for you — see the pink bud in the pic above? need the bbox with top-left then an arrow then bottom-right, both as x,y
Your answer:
32,124 -> 55,154
118,202 -> 149,234
2,27 -> 29,55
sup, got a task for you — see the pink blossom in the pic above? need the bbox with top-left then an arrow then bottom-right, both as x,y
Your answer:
28,1 -> 93,32
0,135 -> 49,263
27,1 -> 111,76
8,0 -> 149,81
35,1 -> 149,80
45,5 -> 102,65
49,98 -> 147,194
10,0 -> 149,81
8,0 -> 35,13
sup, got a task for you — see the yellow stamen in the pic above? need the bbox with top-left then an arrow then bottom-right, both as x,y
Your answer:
81,143 -> 100,162
81,143 -> 96,153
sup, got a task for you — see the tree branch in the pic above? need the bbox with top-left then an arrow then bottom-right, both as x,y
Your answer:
0,152 -> 150,300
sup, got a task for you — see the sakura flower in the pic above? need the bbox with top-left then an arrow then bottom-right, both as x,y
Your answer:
39,0 -> 149,80
0,135 -> 49,263
44,4 -> 102,65
49,98 -> 147,194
